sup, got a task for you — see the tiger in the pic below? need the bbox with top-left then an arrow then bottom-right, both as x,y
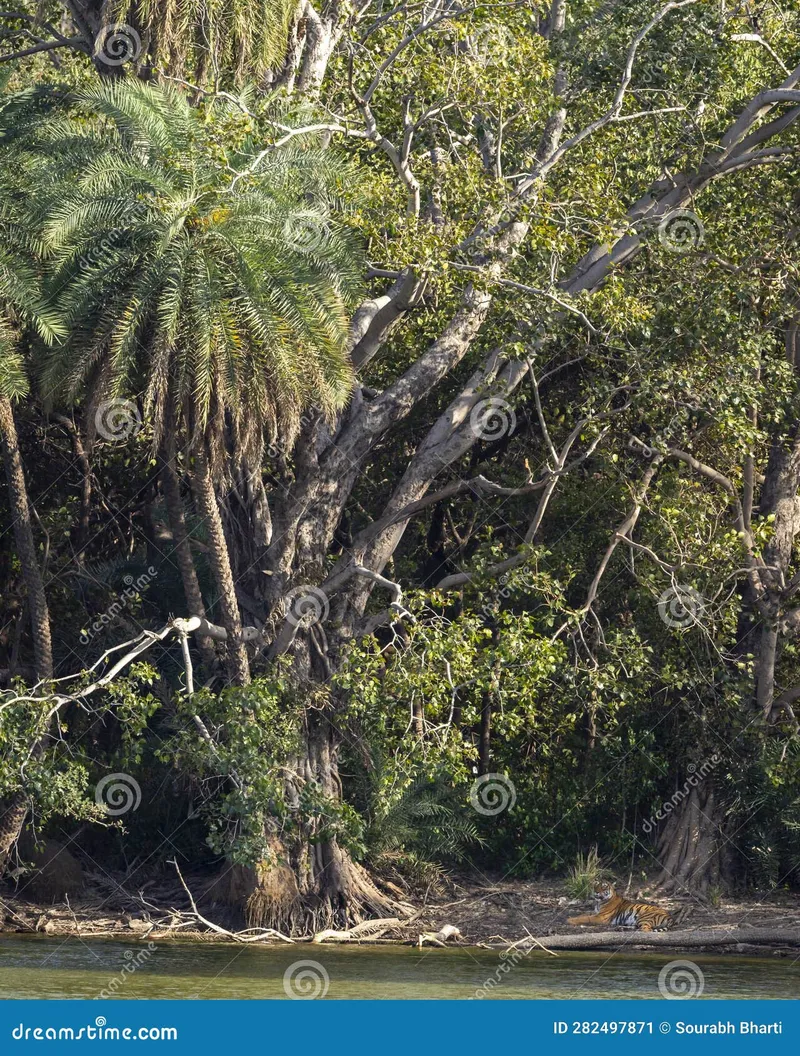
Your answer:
567,881 -> 679,932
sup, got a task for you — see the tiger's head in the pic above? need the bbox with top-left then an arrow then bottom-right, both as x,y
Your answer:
592,881 -> 616,907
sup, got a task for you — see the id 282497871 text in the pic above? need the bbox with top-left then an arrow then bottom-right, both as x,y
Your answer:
553,1022 -> 783,1035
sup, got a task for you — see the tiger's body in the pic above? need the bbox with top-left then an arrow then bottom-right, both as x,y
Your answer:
567,882 -> 674,932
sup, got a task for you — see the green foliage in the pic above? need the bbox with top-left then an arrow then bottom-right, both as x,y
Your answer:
0,324 -> 28,400
565,847 -> 614,901
0,1 -> 799,900
132,0 -> 297,84
365,769 -> 484,871
8,78 -> 363,461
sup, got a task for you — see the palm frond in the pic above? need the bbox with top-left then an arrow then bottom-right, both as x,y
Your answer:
4,79 -> 364,470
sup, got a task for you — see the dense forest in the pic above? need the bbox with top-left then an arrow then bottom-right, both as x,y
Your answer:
0,0 -> 799,935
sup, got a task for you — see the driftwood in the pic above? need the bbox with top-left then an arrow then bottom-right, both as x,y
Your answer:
514,927 -> 800,951
167,859 -> 296,944
313,917 -> 406,943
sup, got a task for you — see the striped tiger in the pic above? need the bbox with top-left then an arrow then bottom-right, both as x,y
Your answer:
567,882 -> 676,932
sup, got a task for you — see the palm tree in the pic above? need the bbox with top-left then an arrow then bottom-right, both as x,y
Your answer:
2,1 -> 297,83
0,186 -> 65,870
23,79 -> 361,682
0,233 -> 63,684
134,0 -> 297,83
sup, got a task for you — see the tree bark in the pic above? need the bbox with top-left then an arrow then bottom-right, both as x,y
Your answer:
191,447 -> 250,685
52,414 -> 91,563
0,394 -> 53,871
0,396 -> 52,681
0,796 -> 28,871
288,712 -> 405,929
654,783 -> 727,896
159,444 -> 217,673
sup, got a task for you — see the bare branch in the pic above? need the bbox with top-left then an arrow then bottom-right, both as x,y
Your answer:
730,33 -> 790,77
0,34 -> 85,61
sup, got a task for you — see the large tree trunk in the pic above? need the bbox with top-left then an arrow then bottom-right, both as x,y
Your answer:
0,394 -> 53,870
232,708 -> 406,933
191,447 -> 251,685
0,796 -> 28,871
654,783 -> 728,896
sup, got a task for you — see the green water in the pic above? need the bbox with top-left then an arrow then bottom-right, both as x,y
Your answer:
0,937 -> 798,999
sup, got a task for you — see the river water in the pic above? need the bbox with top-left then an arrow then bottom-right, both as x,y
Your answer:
0,937 -> 797,999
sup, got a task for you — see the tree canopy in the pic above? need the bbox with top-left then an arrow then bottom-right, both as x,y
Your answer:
0,0 -> 799,928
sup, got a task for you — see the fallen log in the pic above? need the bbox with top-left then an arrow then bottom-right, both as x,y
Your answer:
514,927 -> 800,951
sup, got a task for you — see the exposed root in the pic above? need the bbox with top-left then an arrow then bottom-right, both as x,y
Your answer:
208,838 -> 414,936
212,852 -> 304,934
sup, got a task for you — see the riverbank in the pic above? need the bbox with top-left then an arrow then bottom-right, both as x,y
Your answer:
2,868 -> 800,955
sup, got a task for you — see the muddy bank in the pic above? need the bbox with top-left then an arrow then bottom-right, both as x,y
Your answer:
2,868 -> 800,955
421,876 -> 800,948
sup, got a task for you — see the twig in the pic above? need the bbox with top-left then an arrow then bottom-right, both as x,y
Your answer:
169,860 -> 294,943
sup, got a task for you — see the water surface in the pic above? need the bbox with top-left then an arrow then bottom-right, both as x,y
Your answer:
0,936 -> 796,999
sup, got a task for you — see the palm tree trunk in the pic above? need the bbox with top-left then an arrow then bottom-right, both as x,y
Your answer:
52,414 -> 91,563
159,444 -> 217,672
0,394 -> 53,870
191,447 -> 250,685
0,396 -> 52,680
